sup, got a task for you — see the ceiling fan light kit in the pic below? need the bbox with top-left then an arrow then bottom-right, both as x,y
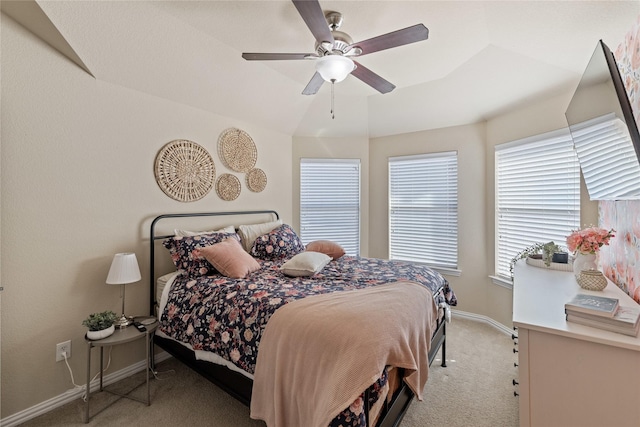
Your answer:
242,0 -> 429,117
315,55 -> 355,83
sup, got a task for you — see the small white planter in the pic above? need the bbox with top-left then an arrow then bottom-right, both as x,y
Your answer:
86,324 -> 115,340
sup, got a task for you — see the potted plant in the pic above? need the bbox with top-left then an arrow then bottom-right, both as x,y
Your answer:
82,310 -> 117,340
541,241 -> 560,263
509,241 -> 562,279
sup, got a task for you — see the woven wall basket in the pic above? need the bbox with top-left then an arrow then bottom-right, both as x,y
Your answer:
246,168 -> 267,193
154,140 -> 215,202
218,128 -> 257,173
216,173 -> 241,201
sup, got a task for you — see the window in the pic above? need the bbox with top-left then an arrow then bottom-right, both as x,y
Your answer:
495,129 -> 580,280
300,159 -> 360,255
389,152 -> 458,270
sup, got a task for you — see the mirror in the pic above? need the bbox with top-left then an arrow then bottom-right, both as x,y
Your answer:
565,40 -> 640,200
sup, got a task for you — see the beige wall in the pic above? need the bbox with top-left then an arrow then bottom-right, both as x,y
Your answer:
485,91 -> 599,326
292,93 -> 600,330
1,7 -> 608,422
1,15 -> 292,418
369,124 -> 487,316
292,136 -> 370,256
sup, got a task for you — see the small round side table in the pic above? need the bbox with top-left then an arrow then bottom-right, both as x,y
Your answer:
83,319 -> 158,423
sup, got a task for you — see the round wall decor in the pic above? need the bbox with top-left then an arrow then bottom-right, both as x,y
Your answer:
216,173 -> 241,201
154,140 -> 215,202
246,168 -> 267,192
218,128 -> 257,173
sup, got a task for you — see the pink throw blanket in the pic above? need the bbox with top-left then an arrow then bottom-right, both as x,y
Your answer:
250,280 -> 437,427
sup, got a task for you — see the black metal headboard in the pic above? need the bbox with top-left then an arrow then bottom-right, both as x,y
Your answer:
149,210 -> 280,316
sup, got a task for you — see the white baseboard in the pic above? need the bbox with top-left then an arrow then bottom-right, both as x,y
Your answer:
451,309 -> 514,336
0,352 -> 172,427
2,313 -> 509,427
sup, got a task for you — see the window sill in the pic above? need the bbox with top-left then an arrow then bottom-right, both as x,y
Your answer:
435,267 -> 462,277
490,275 -> 513,290
392,259 -> 461,277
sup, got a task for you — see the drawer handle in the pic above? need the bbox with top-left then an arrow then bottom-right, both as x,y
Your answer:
513,379 -> 519,386
514,362 -> 518,368
513,348 -> 518,354
514,391 -> 519,397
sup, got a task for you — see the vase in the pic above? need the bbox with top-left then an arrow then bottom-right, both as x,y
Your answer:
86,324 -> 115,340
572,252 -> 598,279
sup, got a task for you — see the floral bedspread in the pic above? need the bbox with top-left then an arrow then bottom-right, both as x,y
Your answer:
159,256 -> 456,426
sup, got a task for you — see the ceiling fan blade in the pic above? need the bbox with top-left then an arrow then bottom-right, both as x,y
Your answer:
292,0 -> 335,46
302,72 -> 325,95
242,53 -> 312,61
351,61 -> 395,94
351,24 -> 429,56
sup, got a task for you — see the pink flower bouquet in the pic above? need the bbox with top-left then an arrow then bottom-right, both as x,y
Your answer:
566,227 -> 615,254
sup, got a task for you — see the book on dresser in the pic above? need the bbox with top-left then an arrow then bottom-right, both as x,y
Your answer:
566,305 -> 640,337
564,294 -> 619,318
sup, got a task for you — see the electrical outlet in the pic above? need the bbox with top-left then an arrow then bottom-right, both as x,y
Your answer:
56,340 -> 71,362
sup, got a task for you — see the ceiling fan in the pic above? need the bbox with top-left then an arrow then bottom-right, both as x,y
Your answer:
241,0 -> 430,96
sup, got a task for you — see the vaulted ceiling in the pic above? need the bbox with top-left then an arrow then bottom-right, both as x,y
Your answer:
3,1 -> 638,138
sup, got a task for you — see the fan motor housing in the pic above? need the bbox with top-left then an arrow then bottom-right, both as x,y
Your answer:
315,30 -> 353,56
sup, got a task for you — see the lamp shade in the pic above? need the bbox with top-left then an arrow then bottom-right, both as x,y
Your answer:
106,253 -> 141,285
315,55 -> 354,83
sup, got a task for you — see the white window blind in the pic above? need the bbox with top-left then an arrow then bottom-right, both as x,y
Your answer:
300,159 -> 360,256
570,112 -> 640,200
495,129 -> 580,279
389,152 -> 458,269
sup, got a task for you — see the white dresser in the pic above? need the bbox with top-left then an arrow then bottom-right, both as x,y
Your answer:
513,261 -> 640,427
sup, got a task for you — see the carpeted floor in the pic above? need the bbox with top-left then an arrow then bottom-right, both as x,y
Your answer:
19,317 -> 519,426
413,318 -> 519,427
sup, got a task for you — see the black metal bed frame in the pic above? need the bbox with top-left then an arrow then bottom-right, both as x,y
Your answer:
149,211 -> 447,427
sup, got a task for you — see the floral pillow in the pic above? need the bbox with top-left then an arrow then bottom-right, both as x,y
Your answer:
163,232 -> 240,276
250,224 -> 305,260
238,219 -> 282,252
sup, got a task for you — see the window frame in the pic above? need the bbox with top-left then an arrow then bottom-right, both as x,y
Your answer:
494,128 -> 580,285
299,158 -> 361,256
388,151 -> 459,273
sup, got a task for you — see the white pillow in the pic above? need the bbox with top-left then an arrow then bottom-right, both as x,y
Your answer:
237,219 -> 282,252
280,251 -> 331,277
174,225 -> 235,237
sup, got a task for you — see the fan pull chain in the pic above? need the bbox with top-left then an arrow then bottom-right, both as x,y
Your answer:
331,80 -> 335,119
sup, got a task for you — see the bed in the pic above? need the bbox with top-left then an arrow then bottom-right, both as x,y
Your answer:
149,211 -> 457,427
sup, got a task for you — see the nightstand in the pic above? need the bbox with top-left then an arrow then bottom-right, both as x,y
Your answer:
84,319 -> 158,423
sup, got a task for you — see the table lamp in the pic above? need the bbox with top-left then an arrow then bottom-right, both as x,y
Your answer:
106,252 -> 141,328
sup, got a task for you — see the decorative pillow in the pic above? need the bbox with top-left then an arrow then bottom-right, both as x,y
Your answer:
174,225 -> 235,237
192,238 -> 260,279
250,224 -> 305,260
305,240 -> 346,260
163,232 -> 240,277
280,251 -> 332,277
238,219 -> 283,252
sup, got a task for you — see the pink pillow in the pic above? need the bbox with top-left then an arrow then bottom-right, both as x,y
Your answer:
193,238 -> 260,279
305,240 -> 346,260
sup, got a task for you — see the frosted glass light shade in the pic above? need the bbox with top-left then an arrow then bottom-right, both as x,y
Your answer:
315,55 -> 354,83
106,253 -> 141,285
